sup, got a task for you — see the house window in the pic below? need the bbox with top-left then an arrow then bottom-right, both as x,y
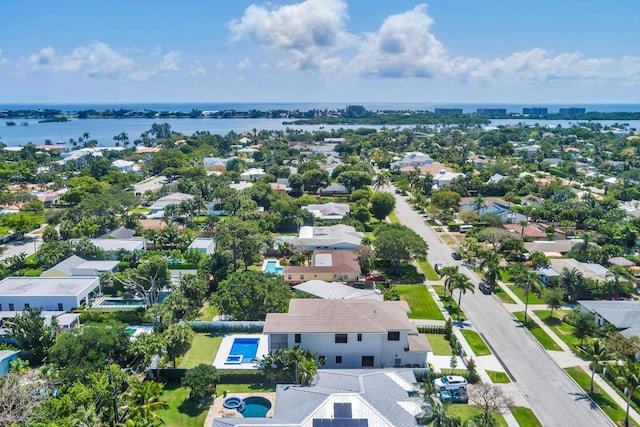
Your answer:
288,275 -> 292,280
362,356 -> 374,367
300,275 -> 304,280
24,303 -> 30,309
336,356 -> 342,364
335,334 -> 348,343
9,303 -> 14,311
294,334 -> 301,344
388,331 -> 400,341
319,356 -> 326,366
58,303 -> 64,311
0,304 -> 2,311
357,333 -> 362,342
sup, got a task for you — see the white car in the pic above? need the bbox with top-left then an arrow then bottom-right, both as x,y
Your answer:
433,375 -> 468,391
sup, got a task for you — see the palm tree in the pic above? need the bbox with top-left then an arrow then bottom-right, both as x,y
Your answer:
450,273 -> 474,324
372,171 -> 390,191
416,400 -> 460,426
573,232 -> 595,262
439,266 -> 459,302
586,339 -> 609,392
125,379 -> 168,426
559,267 -> 585,303
480,251 -> 502,288
612,363 -> 640,427
472,192 -> 486,214
514,268 -> 541,322
605,265 -> 634,300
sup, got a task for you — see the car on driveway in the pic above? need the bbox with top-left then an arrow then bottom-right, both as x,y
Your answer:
451,252 -> 462,260
365,274 -> 385,281
434,263 -> 444,274
479,282 -> 492,294
433,375 -> 468,392
439,389 -> 468,403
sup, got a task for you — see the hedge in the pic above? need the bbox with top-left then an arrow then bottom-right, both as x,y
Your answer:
189,321 -> 264,334
417,325 -> 447,334
80,309 -> 146,324
158,368 -> 265,385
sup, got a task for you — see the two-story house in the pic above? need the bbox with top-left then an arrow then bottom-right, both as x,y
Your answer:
263,299 -> 430,369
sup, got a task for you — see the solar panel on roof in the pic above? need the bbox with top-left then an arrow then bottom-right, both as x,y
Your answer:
312,419 -> 368,427
334,402 -> 352,418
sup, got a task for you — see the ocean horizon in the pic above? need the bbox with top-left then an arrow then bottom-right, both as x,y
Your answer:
4,102 -> 640,114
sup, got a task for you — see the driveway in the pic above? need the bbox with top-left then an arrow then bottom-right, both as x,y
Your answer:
389,189 -> 612,427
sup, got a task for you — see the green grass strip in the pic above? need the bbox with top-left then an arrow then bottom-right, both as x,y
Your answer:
565,366 -> 637,426
416,258 -> 440,281
510,406 -> 542,427
486,370 -> 510,383
395,284 -> 445,320
512,312 -> 563,351
460,329 -> 492,356
388,211 -> 399,223
179,333 -> 222,368
507,285 -> 544,304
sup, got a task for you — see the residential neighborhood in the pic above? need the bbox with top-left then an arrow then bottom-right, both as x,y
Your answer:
0,107 -> 640,427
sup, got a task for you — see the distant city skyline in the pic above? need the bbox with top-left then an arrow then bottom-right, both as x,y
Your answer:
1,0 -> 639,104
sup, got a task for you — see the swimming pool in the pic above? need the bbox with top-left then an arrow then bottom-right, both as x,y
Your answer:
227,338 -> 259,363
263,260 -> 283,274
238,396 -> 271,417
99,298 -> 144,306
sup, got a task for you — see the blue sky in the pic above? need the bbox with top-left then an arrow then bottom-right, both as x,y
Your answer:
1,0 -> 639,104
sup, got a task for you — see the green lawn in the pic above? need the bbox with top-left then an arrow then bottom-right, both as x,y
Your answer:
432,285 -> 467,321
565,366 -> 637,426
129,207 -> 151,214
511,406 -> 542,427
156,383 -> 209,427
179,333 -> 222,368
195,302 -> 219,321
460,330 -> 491,356
415,258 -> 440,281
507,285 -> 545,305
499,269 -> 513,283
534,310 -> 580,349
486,370 -> 510,383
492,285 -> 517,304
447,404 -> 508,427
217,383 -> 275,393
388,211 -> 399,223
395,284 -> 445,320
512,312 -> 563,351
425,333 -> 453,356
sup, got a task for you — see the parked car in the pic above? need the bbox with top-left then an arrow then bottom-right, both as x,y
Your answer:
434,263 -> 444,274
479,282 -> 492,294
433,375 -> 468,392
439,389 -> 468,403
451,252 -> 462,260
365,274 -> 385,282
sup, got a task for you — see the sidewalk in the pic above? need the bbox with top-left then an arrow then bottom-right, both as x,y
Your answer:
496,281 -> 640,425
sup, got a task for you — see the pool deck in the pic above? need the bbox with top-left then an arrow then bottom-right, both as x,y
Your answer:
205,392 -> 276,424
212,334 -> 269,370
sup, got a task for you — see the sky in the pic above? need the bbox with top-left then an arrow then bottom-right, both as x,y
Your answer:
1,0 -> 640,105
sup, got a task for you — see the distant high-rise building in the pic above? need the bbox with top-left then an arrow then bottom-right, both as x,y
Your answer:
523,107 -> 548,116
477,108 -> 507,115
558,107 -> 586,115
434,108 -> 463,114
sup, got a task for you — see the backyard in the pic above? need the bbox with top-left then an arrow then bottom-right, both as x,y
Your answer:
395,284 -> 445,320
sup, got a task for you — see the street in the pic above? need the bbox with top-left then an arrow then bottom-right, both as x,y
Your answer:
390,189 -> 612,427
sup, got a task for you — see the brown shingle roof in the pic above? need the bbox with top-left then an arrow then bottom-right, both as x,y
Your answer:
283,250 -> 360,274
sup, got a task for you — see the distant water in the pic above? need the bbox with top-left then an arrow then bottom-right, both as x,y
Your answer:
2,102 -> 640,147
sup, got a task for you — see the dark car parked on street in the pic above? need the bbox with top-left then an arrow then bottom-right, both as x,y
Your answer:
479,282 -> 492,294
451,252 -> 462,260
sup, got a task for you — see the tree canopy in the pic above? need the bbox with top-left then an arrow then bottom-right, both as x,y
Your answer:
373,223 -> 428,274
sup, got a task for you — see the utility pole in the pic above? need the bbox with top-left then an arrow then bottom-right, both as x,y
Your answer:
106,358 -> 119,427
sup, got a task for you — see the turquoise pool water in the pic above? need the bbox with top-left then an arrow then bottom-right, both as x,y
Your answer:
239,396 -> 271,417
228,338 -> 259,363
99,298 -> 144,306
263,260 -> 283,274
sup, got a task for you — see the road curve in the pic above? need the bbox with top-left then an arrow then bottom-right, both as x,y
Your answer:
390,189 -> 612,427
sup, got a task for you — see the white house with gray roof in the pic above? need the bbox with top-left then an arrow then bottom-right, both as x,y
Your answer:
264,299 -> 429,369
293,280 -> 383,301
41,255 -> 119,278
579,300 -> 640,339
302,202 -> 350,221
212,368 -> 426,427
390,151 -> 433,169
282,225 -> 363,251
0,277 -> 100,312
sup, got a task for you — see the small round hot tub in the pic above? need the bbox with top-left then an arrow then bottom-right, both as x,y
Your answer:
223,396 -> 243,409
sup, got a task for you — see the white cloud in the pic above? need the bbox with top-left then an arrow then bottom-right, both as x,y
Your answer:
228,0 -> 353,71
27,41 -> 134,78
159,51 -> 181,72
237,57 -> 251,69
189,61 -> 206,76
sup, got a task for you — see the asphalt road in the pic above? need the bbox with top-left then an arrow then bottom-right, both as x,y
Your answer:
390,189 -> 612,427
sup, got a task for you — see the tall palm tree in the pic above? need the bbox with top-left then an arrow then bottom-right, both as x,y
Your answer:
612,363 -> 640,427
605,265 -> 634,300
559,267 -> 585,303
450,273 -> 474,324
480,251 -> 502,288
125,379 -> 168,426
586,339 -> 609,392
372,171 -> 390,191
439,266 -> 459,301
514,268 -> 541,322
472,192 -> 486,214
